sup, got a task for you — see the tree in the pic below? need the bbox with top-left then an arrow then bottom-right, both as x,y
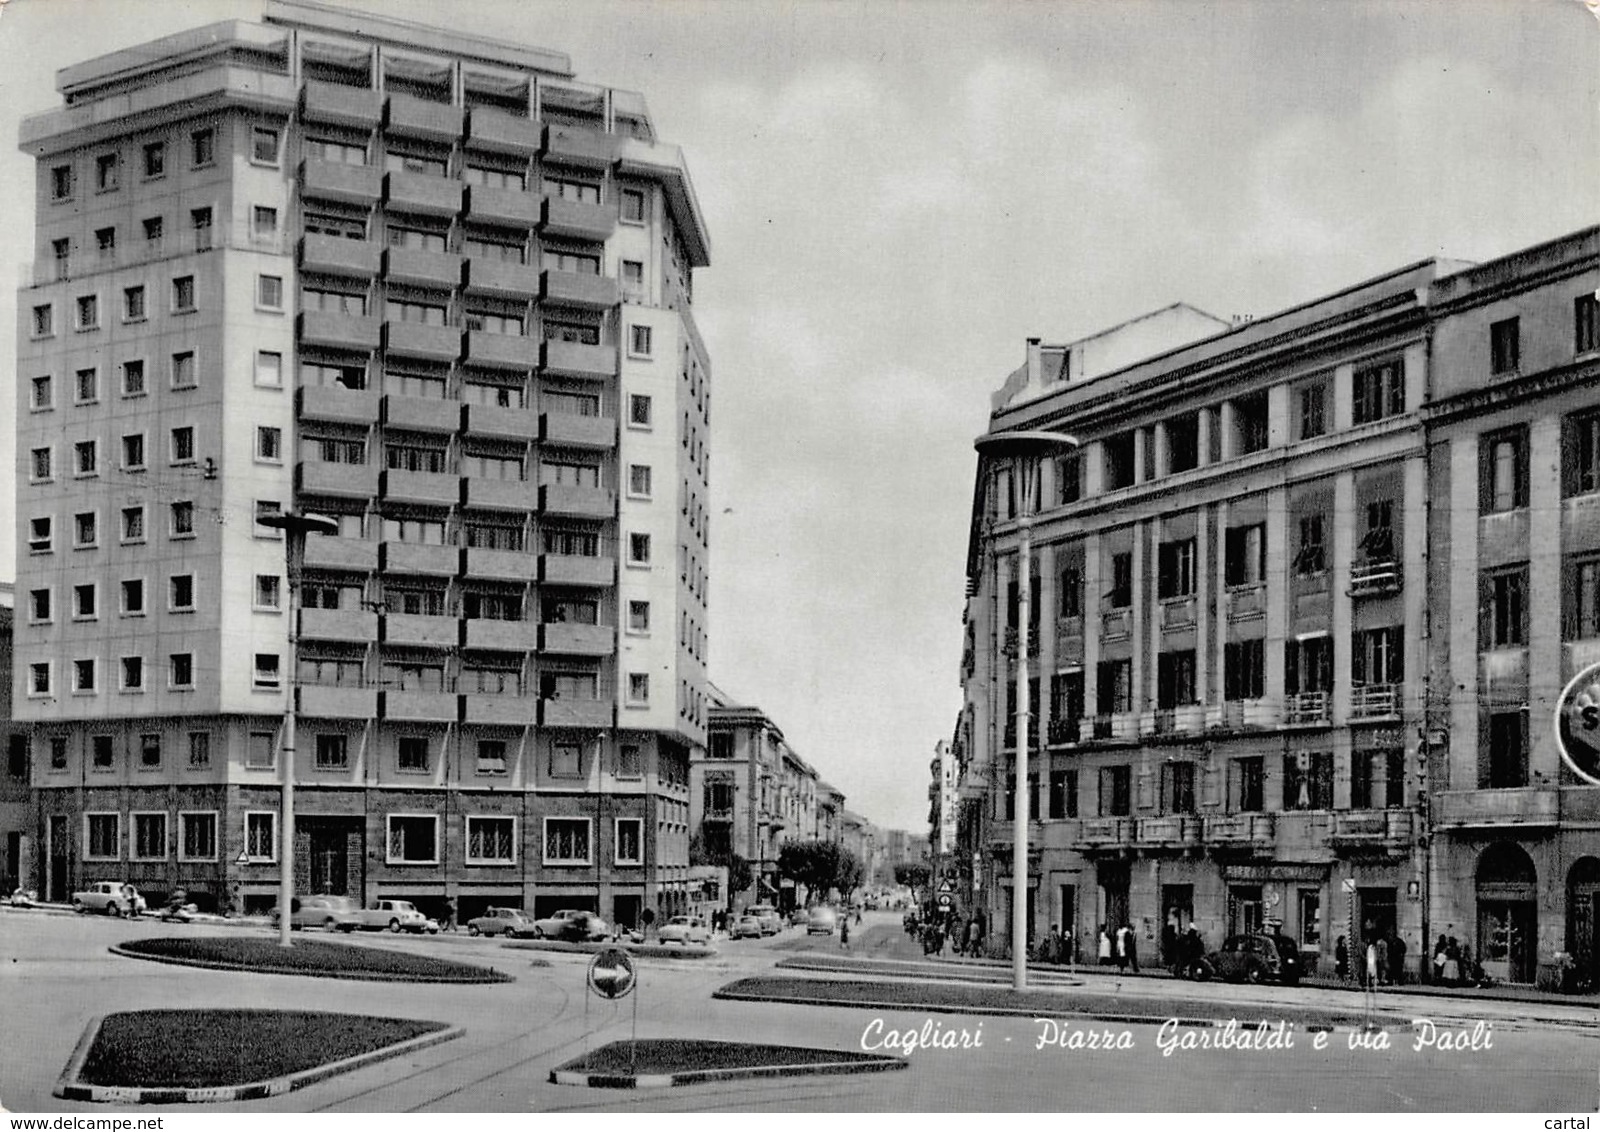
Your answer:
835,849 -> 864,903
894,862 -> 931,904
778,840 -> 837,904
726,853 -> 754,898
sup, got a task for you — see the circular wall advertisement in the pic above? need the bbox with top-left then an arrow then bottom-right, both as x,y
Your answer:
1555,660 -> 1600,787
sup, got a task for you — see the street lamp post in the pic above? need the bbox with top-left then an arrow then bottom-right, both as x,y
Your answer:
258,510 -> 340,948
974,429 -> 1079,991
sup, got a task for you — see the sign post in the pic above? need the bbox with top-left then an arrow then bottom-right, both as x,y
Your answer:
587,947 -> 639,1072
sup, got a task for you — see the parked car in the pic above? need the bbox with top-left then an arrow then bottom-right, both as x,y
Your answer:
468,907 -> 535,938
806,906 -> 838,936
747,904 -> 783,936
270,895 -> 360,932
729,914 -> 763,940
658,915 -> 710,946
533,909 -> 611,941
1190,932 -> 1303,985
354,899 -> 430,933
72,881 -> 146,917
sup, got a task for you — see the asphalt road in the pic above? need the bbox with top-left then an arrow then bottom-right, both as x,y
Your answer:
1,909 -> 1595,1113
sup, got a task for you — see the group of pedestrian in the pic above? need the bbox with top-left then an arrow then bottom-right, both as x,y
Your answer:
1432,935 -> 1486,987
1094,923 -> 1140,971
1171,924 -> 1206,978
1036,924 -> 1073,964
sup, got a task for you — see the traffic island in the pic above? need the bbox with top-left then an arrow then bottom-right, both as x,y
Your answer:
549,1038 -> 906,1088
504,938 -> 719,960
55,1009 -> 460,1104
112,937 -> 513,983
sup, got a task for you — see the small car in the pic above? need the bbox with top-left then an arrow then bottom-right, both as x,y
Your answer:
271,895 -> 360,932
468,907 -> 535,938
747,904 -> 783,936
533,909 -> 611,941
72,881 -> 147,917
729,914 -> 763,940
354,899 -> 430,933
806,906 -> 838,936
1191,932 -> 1303,985
658,915 -> 710,946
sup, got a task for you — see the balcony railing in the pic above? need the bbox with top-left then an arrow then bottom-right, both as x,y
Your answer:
1160,595 -> 1196,630
1101,608 -> 1132,640
1047,717 -> 1081,745
1434,788 -> 1560,829
1204,813 -> 1276,846
1133,815 -> 1202,848
1349,559 -> 1403,597
1329,808 -> 1414,851
1088,713 -> 1137,742
1348,683 -> 1401,721
1073,817 -> 1133,849
1284,691 -> 1331,726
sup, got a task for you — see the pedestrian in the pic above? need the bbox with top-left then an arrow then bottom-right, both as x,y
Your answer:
840,915 -> 850,949
1443,937 -> 1460,986
966,917 -> 981,958
1335,935 -> 1349,981
122,883 -> 140,919
1098,924 -> 1113,966
1162,921 -> 1178,968
1181,925 -> 1204,978
441,896 -> 457,933
1124,922 -> 1140,973
1374,934 -> 1389,986
1364,940 -> 1378,988
1044,923 -> 1061,965
1459,942 -> 1478,987
1114,924 -> 1129,971
1433,935 -> 1448,983
1388,929 -> 1406,985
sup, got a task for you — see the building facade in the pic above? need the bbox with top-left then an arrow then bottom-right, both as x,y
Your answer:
963,235 -> 1600,981
13,1 -> 711,926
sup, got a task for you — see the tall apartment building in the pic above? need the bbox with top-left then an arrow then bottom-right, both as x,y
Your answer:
13,1 -> 712,927
963,232 -> 1600,982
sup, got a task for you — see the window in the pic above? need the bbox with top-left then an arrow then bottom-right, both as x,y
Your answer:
96,227 -> 116,260
315,734 -> 348,770
171,501 -> 195,537
1054,452 -> 1083,503
617,744 -> 642,778
245,731 -> 275,769
627,673 -> 650,704
1157,538 -> 1196,599
387,815 -> 438,864
72,368 -> 98,406
1484,710 -> 1529,788
121,579 -> 145,616
254,274 -> 285,310
1352,359 -> 1404,424
171,426 -> 195,463
180,813 -> 216,860
1103,432 -> 1136,489
398,736 -> 430,773
188,732 -> 210,769
1483,566 -> 1528,648
1224,524 -> 1265,587
629,324 -> 653,357
254,653 -> 281,689
255,351 -> 282,387
1156,650 -> 1197,708
143,216 -> 164,246
1578,293 -> 1600,355
621,258 -> 644,299
628,600 -> 651,632
1480,427 -> 1528,513
1570,557 -> 1600,640
1359,500 -> 1395,560
628,464 -> 652,497
51,164 -> 75,200
31,448 -> 53,482
244,812 -> 276,861
1234,391 -> 1269,454
29,516 -> 52,553
1054,564 -> 1082,619
1223,639 -> 1265,700
122,434 -> 146,471
74,512 -> 98,548
1162,762 -> 1196,813
88,736 -> 114,770
1048,769 -> 1079,819
171,351 -> 196,388
1107,552 -> 1133,608
1234,756 -> 1265,811
250,126 -> 280,165
142,141 -> 165,178
1298,382 -> 1328,440
476,740 -> 508,776
620,187 -> 646,223
256,426 -> 282,462
122,285 -> 146,322
170,653 -> 195,689
73,659 -> 97,693
1096,659 -> 1132,715
95,152 -> 119,192
30,664 -> 52,697
253,574 -> 281,610
544,818 -> 591,863
76,294 -> 99,330
615,818 -> 644,864
550,741 -> 582,777
170,574 -> 195,611
131,813 -> 164,860
86,813 -> 120,860
628,533 -> 651,565
172,277 -> 196,312
1098,765 -> 1132,816
122,359 -> 146,396
1281,750 -> 1334,811
1490,317 -> 1520,375
31,374 -> 53,410
191,128 -> 215,167
29,588 -> 51,624
466,816 -> 514,863
74,583 -> 97,619
191,207 -> 213,249
1351,747 -> 1405,809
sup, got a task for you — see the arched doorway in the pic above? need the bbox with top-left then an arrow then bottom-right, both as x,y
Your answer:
1567,857 -> 1600,992
1476,842 -> 1537,984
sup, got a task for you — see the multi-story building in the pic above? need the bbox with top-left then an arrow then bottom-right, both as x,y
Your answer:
1,586 -> 33,895
929,736 -> 958,869
13,1 -> 711,927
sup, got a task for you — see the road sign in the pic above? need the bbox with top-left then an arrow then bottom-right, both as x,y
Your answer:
1556,661 -> 1600,786
587,947 -> 636,1000
936,893 -> 953,910
937,879 -> 954,894
1340,878 -> 1357,894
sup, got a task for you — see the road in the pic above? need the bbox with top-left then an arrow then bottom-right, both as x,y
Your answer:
0,909 -> 1595,1112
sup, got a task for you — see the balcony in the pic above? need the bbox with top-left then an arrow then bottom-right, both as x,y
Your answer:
463,256 -> 541,299
383,393 -> 460,433
541,269 -> 618,310
383,690 -> 459,722
384,247 -> 464,290
383,613 -> 458,648
540,483 -> 614,519
385,170 -> 463,218
380,541 -> 459,576
383,321 -> 461,363
1101,608 -> 1132,641
298,607 -> 378,643
702,806 -> 734,824
1227,583 -> 1266,622
463,403 -> 538,441
464,546 -> 537,582
303,535 -> 377,572
299,384 -> 378,426
1046,717 -> 1081,745
298,685 -> 377,719
465,329 -> 541,371
386,92 -> 464,141
467,107 -> 542,155
297,459 -> 378,500
540,411 -> 614,449
300,158 -> 383,205
381,468 -> 459,507
1133,815 -> 1202,849
540,553 -> 613,587
463,477 -> 535,513
1208,698 -> 1277,731
1086,713 -> 1137,742
464,618 -> 538,652
1329,809 -> 1415,853
1160,596 -> 1197,630
1284,691 -> 1331,727
1204,813 -> 1276,848
542,122 -> 617,169
1146,704 -> 1205,736
462,693 -> 536,726
301,80 -> 384,127
299,310 -> 380,352
300,233 -> 381,277
540,696 -> 612,729
1349,559 -> 1403,597
1349,683 -> 1402,721
1073,817 -> 1133,850
540,623 -> 614,656
541,339 -> 616,379
540,195 -> 616,242
1434,788 -> 1560,830
463,182 -> 540,228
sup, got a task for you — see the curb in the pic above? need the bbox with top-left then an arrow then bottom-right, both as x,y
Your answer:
107,943 -> 512,984
503,939 -> 719,960
550,1054 -> 907,1089
54,1015 -> 462,1104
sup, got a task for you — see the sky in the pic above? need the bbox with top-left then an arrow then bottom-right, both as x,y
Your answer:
0,0 -> 1596,834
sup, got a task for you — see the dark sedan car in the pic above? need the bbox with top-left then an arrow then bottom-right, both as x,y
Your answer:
1189,932 -> 1303,985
